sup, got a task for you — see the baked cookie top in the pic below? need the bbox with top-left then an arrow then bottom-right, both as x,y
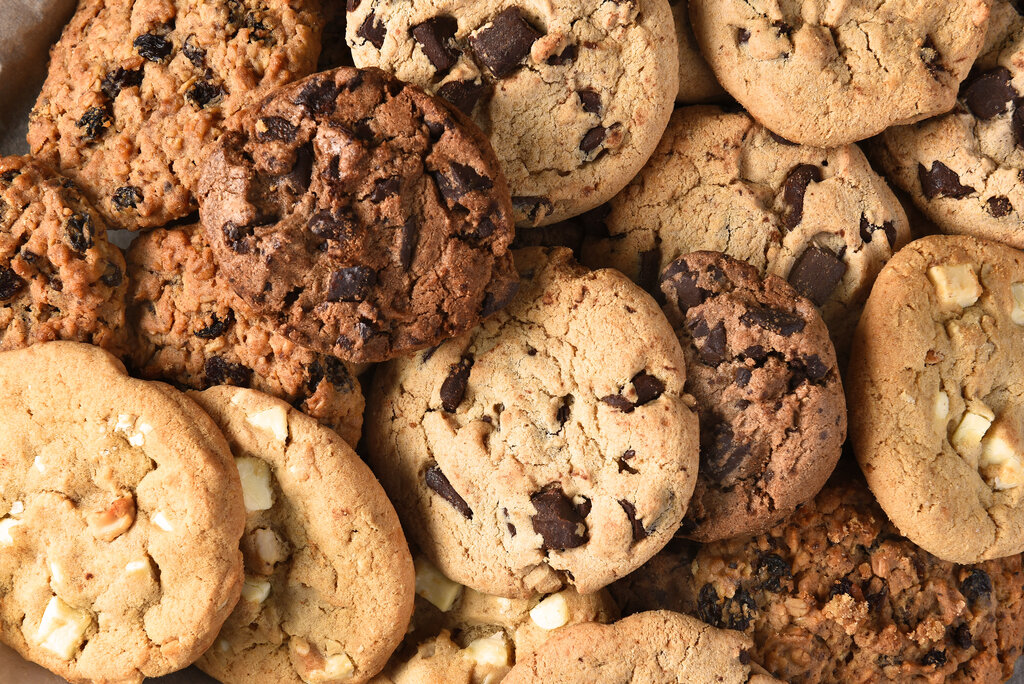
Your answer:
660,252 -> 845,542
27,0 -> 321,230
198,66 -> 518,364
0,156 -> 126,353
365,247 -> 699,598
124,224 -> 365,446
688,0 -> 991,146
0,342 -> 245,683
849,234 -> 1024,563
346,0 -> 678,226
192,386 -> 415,684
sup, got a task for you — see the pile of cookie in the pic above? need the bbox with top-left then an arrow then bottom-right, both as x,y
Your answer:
1,0 -> 1023,682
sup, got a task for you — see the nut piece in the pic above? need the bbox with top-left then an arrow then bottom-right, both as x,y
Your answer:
289,637 -> 355,683
0,518 -> 23,547
241,577 -> 272,604
87,493 -> 136,542
951,402 -> 995,466
34,596 -> 93,660
529,592 -> 570,630
414,556 -> 463,611
236,457 -> 274,512
242,527 -> 289,575
247,405 -> 290,443
462,631 -> 512,683
981,418 -> 1024,491
928,264 -> 982,308
1012,283 -> 1024,325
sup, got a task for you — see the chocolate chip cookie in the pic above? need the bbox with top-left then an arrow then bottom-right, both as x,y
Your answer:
346,0 -> 678,226
870,0 -> 1024,249
198,66 -> 518,364
190,386 -> 415,684
580,106 -> 911,361
27,0 -> 321,230
123,224 -> 365,446
609,473 -> 1024,684
849,234 -> 1024,563
365,247 -> 700,598
689,0 -> 991,146
0,155 -> 126,352
660,252 -> 846,542
0,342 -> 245,683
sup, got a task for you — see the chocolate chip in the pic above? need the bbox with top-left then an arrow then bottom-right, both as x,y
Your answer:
617,449 -> 639,474
739,650 -> 751,666
357,11 -> 386,48
512,196 -> 553,223
601,394 -> 635,413
921,36 -> 946,77
960,569 -> 992,603
100,67 -> 143,99
436,80 -> 487,115
327,266 -> 376,302
740,307 -> 805,336
619,500 -> 646,542
859,215 -> 897,249
735,367 -> 752,387
435,162 -> 493,202
481,279 -> 520,316
953,623 -> 973,650
547,43 -> 577,65
920,650 -> 946,667
737,28 -> 751,43
194,311 -> 234,339
987,195 -> 1013,218
701,421 -> 750,480
579,126 -> 607,155
411,15 -> 461,76
100,263 -> 123,288
182,36 -> 206,67
689,317 -> 728,366
309,210 -> 356,243
772,20 -> 793,37
425,464 -> 473,518
632,371 -> 665,406
470,7 -> 542,79
661,259 -> 707,310
0,266 -> 24,300
134,33 -> 173,61
204,356 -> 253,387
440,355 -> 474,412
255,116 -> 298,142
112,185 -> 142,210
76,106 -> 113,141
307,356 -> 352,392
294,77 -> 339,115
918,161 -> 975,199
787,246 -> 847,307
530,485 -> 588,549
578,88 -> 601,114
556,395 -> 572,427
782,164 -> 822,229
65,213 -> 94,253
399,218 -> 419,270
963,67 -> 1017,119
799,354 -> 829,381
756,553 -> 791,592
829,578 -> 853,599
697,584 -> 723,626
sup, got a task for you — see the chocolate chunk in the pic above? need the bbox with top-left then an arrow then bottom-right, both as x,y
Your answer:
182,36 -> 206,67
619,500 -> 647,542
859,215 -> 897,249
0,266 -> 24,300
435,162 -> 493,201
255,116 -> 298,142
987,195 -> 1013,218
470,7 -> 542,79
960,569 -> 992,603
799,354 -> 829,381
411,15 -> 461,76
689,317 -> 728,366
204,356 -> 253,387
556,395 -> 572,426
735,367 -> 752,387
963,67 -> 1017,119
327,266 -> 376,302
194,311 -> 234,339
293,77 -> 339,115
65,213 -> 94,253
740,307 -> 805,336
772,20 -> 793,37
425,464 -> 473,518
578,88 -> 601,114
788,246 -> 847,306
309,210 -> 356,243
697,584 -> 724,627
700,421 -> 750,480
398,218 -> 419,270
357,11 -> 386,49
579,126 -> 607,155
100,263 -> 123,288
920,650 -> 946,667
436,80 -> 487,115
756,553 -> 791,592
306,356 -> 353,392
100,67 -> 143,99
133,33 -> 173,61
440,355 -> 474,412
112,185 -> 143,210
530,485 -> 588,549
369,177 -> 401,202
953,624 -> 973,650
737,28 -> 751,44
481,279 -> 520,316
601,394 -> 635,413
547,43 -> 577,65
76,106 -> 113,141
617,449 -> 639,474
918,161 -> 975,199
782,164 -> 822,229
661,259 -> 707,310
725,589 -> 758,630
632,371 -> 665,406
186,81 -> 222,108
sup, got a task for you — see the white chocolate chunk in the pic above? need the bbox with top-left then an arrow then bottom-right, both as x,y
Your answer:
236,457 -> 274,512
933,391 -> 950,423
128,432 -> 145,447
928,264 -> 982,308
463,631 -> 511,680
247,406 -> 289,443
951,404 -> 995,463
49,562 -> 65,587
308,654 -> 355,682
530,591 -> 571,630
9,500 -> 24,515
1012,283 -> 1024,325
33,456 -> 46,473
114,414 -> 134,433
87,494 -> 135,542
0,518 -> 22,546
981,419 -> 1024,491
125,558 -> 153,577
241,577 -> 272,604
35,596 -> 92,660
414,556 -> 463,611
151,512 -> 173,532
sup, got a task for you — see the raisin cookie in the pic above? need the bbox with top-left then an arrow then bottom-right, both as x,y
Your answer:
609,474 -> 1024,684
580,106 -> 911,360
198,67 -> 518,364
190,386 -> 414,684
673,0 -> 725,103
365,247 -> 700,598
0,342 -> 245,683
502,610 -> 781,684
346,0 -> 678,226
689,0 -> 991,147
27,0 -> 321,230
0,156 -> 126,352
870,0 -> 1024,249
849,234 -> 1024,563
660,252 -> 845,542
124,224 -> 364,446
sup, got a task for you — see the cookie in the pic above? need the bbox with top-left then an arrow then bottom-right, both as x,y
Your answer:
346,0 -> 678,226
365,247 -> 700,598
579,106 -> 911,361
198,66 -> 518,364
609,473 -> 1024,684
869,1 -> 1024,250
123,224 -> 365,446
659,252 -> 846,542
502,610 -> 781,684
688,0 -> 991,147
189,386 -> 414,684
0,342 -> 245,683
27,0 -> 321,230
672,0 -> 726,103
849,234 -> 1024,563
0,156 -> 126,352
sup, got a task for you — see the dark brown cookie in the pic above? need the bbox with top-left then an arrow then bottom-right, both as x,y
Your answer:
0,156 -> 126,352
659,252 -> 845,542
198,67 -> 518,363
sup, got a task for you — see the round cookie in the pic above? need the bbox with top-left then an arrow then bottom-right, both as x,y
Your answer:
0,156 -> 126,352
124,224 -> 365,446
198,66 -> 518,364
869,1 -> 1024,250
672,0 -> 726,103
27,0 -> 322,230
502,610 -> 782,684
365,246 -> 700,598
0,342 -> 245,683
849,234 -> 1024,563
346,0 -> 678,226
688,0 -> 991,147
608,474 -> 1024,684
579,106 -> 911,361
659,252 -> 846,542
190,386 -> 414,684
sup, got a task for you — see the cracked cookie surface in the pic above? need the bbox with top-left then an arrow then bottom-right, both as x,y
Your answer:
365,247 -> 699,598
688,0 -> 991,146
198,66 -> 518,364
660,252 -> 845,542
849,234 -> 1024,563
0,342 -> 245,684
346,0 -> 678,226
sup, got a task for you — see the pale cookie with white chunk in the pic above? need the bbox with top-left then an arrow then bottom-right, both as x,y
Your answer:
0,341 -> 244,684
849,234 -> 1024,563
190,386 -> 415,684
